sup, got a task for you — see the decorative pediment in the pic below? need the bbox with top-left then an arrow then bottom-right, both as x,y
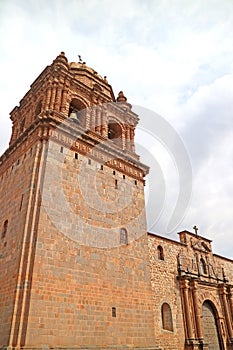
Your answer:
190,238 -> 211,253
201,241 -> 211,252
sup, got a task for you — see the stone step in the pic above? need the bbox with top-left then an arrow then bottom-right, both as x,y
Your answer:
14,347 -> 163,350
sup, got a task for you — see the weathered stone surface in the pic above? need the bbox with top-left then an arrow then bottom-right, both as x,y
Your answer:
0,53 -> 232,350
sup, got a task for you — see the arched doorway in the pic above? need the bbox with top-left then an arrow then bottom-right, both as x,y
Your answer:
202,301 -> 222,350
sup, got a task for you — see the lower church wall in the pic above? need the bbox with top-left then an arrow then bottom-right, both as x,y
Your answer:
0,145 -> 39,348
24,208 -> 157,349
148,234 -> 186,350
148,232 -> 233,350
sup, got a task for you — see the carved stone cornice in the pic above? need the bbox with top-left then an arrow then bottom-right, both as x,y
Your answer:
190,238 -> 212,253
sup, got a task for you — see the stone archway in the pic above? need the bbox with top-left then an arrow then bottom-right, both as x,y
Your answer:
202,300 -> 222,350
108,120 -> 123,147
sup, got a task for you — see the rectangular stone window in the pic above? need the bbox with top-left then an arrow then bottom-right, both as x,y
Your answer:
112,307 -> 116,317
120,228 -> 128,245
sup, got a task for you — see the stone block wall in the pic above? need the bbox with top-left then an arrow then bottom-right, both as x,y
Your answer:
148,234 -> 186,350
148,231 -> 233,350
0,142 -> 39,347
22,139 -> 157,349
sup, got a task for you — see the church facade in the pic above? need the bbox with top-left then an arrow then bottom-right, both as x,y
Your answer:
0,52 -> 232,350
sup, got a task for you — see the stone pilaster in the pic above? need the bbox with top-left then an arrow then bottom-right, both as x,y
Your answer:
191,280 -> 204,341
220,285 -> 233,341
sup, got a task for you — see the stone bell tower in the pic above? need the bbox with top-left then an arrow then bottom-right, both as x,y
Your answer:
0,53 -> 158,349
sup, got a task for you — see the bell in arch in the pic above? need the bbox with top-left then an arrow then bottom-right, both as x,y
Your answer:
69,110 -> 79,123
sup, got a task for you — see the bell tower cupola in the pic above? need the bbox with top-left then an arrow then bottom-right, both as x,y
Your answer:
8,52 -> 143,166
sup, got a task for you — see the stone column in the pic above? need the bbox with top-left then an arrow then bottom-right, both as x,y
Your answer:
45,84 -> 52,110
96,107 -> 101,133
229,287 -> 233,322
60,82 -> 69,114
181,279 -> 195,340
130,128 -> 135,152
54,82 -> 63,112
90,107 -> 96,131
191,280 -> 203,340
101,107 -> 108,138
84,107 -> 90,130
126,125 -> 131,151
50,81 -> 58,110
220,285 -> 233,340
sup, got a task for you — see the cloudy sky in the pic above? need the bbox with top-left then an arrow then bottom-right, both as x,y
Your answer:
0,0 -> 233,258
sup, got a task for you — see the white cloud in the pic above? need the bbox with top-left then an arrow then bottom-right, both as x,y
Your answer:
174,74 -> 233,257
0,0 -> 233,257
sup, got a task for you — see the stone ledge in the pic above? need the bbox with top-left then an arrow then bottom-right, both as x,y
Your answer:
2,346 -> 162,350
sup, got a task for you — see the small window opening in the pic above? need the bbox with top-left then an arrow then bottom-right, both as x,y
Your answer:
100,165 -> 104,170
19,194 -> 24,211
2,220 -> 8,239
75,153 -> 78,159
157,245 -> 164,260
60,146 -> 64,153
199,257 -> 207,275
135,180 -> 137,185
115,179 -> 118,189
123,174 -> 125,179
113,170 -> 116,175
112,307 -> 116,317
120,228 -> 128,245
88,159 -> 91,165
161,303 -> 173,331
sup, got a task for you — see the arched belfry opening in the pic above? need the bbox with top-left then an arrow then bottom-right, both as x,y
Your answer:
108,120 -> 123,147
68,98 -> 86,126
